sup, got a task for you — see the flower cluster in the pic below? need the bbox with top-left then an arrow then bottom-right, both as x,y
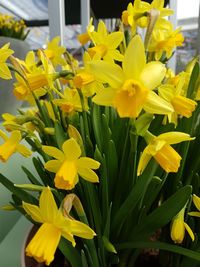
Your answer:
1,1 -> 200,266
0,14 -> 29,40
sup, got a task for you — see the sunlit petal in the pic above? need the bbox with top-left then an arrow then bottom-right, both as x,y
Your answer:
140,62 -> 166,90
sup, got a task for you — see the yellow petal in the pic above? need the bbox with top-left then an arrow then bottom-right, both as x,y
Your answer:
77,167 -> 99,183
157,132 -> 194,145
55,160 -> 78,190
154,144 -> 181,173
158,84 -> 174,101
97,20 -> 107,39
61,231 -> 76,247
193,194 -> 200,211
22,202 -> 43,223
16,144 -> 32,157
10,130 -> 21,144
106,32 -> 124,49
39,187 -> 58,222
70,219 -> 96,239
113,80 -> 149,118
144,91 -> 174,115
89,60 -> 124,88
77,157 -> 100,169
107,50 -> 124,62
137,148 -> 152,176
0,130 -> 8,141
140,62 -> 166,90
62,138 -> 81,160
44,160 -> 62,173
42,145 -> 65,161
184,222 -> 195,241
123,35 -> 146,79
92,88 -> 116,106
188,211 -> 200,217
0,63 -> 12,79
171,218 -> 185,244
26,223 -> 61,266
171,95 -> 197,118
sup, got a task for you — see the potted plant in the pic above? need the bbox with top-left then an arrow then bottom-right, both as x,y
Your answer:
1,1 -> 200,266
0,14 -> 30,116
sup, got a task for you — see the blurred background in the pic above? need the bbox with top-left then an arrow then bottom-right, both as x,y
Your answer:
0,0 -> 199,71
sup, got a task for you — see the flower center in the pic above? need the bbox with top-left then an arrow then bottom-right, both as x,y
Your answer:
88,44 -> 107,58
113,79 -> 149,118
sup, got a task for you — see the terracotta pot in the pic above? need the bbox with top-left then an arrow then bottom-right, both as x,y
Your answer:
0,37 -> 30,117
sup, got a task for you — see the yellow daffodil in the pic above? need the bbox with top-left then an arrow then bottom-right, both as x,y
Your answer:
43,138 -> 100,190
90,35 -> 173,118
159,74 -> 197,125
78,18 -> 95,45
23,187 -> 95,265
73,52 -> 103,96
88,20 -> 124,62
13,73 -> 46,104
53,87 -> 85,114
0,130 -> 31,162
0,43 -> 13,79
44,36 -> 66,66
2,113 -> 19,131
171,207 -> 194,244
13,52 -> 56,103
188,194 -> 200,218
148,19 -> 184,60
137,131 -> 194,175
122,0 -> 173,33
17,50 -> 37,72
122,0 -> 150,32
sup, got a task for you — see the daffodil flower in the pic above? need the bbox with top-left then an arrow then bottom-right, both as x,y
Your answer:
122,0 -> 173,33
53,87 -> 85,114
188,194 -> 200,218
73,52 -> 104,96
0,130 -> 32,162
0,43 -> 13,79
88,20 -> 124,62
159,74 -> 197,125
43,138 -> 100,190
171,207 -> 194,244
90,35 -> 173,118
137,131 -> 194,175
44,36 -> 66,66
23,187 -> 95,265
148,19 -> 184,60
78,18 -> 95,45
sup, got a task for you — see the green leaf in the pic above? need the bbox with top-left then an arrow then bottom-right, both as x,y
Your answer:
116,240 -> 200,262
32,157 -> 54,187
0,173 -> 37,204
55,121 -> 67,149
187,61 -> 199,99
112,160 -> 158,237
21,166 -> 42,186
135,113 -> 154,136
102,236 -> 117,254
91,104 -> 103,151
131,185 -> 192,240
81,250 -> 89,267
58,237 -> 82,267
